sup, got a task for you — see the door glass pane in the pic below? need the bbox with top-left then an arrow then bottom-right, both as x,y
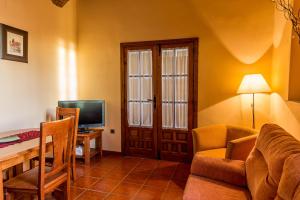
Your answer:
128,51 -> 140,75
162,103 -> 173,128
162,47 -> 189,129
127,50 -> 153,127
162,77 -> 174,101
175,48 -> 188,75
141,77 -> 152,101
162,49 -> 174,75
128,102 -> 140,126
141,102 -> 153,126
128,78 -> 140,101
175,103 -> 188,129
140,51 -> 152,75
175,76 -> 188,102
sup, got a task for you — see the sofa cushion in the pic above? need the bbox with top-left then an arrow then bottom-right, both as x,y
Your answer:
246,124 -> 300,199
183,175 -> 251,200
245,148 -> 275,200
191,154 -> 247,187
198,148 -> 226,158
278,153 -> 300,199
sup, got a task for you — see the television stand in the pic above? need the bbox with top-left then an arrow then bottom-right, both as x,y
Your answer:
78,128 -> 94,133
76,128 -> 103,165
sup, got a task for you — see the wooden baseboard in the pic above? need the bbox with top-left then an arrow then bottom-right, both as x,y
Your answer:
102,150 -> 122,156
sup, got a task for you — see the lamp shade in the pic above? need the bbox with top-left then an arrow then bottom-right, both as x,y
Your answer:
237,74 -> 271,94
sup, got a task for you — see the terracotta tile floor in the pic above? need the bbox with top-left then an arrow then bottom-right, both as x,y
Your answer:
12,155 -> 190,200
71,155 -> 191,200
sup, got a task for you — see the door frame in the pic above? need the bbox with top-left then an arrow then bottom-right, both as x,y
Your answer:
120,38 -> 198,160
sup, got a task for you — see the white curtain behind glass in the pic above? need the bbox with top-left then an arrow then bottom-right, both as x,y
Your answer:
128,50 -> 153,127
162,48 -> 188,129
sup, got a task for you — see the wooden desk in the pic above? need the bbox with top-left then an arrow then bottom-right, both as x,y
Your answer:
0,129 -> 52,200
76,129 -> 103,165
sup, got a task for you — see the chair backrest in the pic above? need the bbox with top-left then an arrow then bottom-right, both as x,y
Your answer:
246,124 -> 300,200
56,107 -> 80,152
192,125 -> 227,153
38,117 -> 74,191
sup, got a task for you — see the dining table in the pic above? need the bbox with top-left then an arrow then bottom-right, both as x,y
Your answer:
0,128 -> 52,200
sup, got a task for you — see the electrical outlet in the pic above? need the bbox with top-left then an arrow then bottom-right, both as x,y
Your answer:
110,129 -> 115,134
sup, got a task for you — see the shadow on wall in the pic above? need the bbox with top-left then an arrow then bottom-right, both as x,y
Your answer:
198,94 -> 271,130
188,0 -> 274,64
187,0 -> 274,110
270,93 -> 300,139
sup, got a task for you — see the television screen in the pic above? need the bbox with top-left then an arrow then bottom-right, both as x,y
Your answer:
58,100 -> 105,129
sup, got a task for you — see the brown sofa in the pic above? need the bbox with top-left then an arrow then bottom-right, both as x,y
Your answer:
184,124 -> 300,200
192,125 -> 257,160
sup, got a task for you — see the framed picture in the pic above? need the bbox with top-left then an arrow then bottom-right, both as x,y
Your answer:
0,24 -> 28,63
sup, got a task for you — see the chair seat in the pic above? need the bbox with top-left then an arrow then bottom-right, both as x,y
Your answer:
4,166 -> 66,191
198,148 -> 226,158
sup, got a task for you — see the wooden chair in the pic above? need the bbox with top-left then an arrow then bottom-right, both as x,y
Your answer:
30,107 -> 80,181
56,107 -> 80,181
4,117 -> 75,200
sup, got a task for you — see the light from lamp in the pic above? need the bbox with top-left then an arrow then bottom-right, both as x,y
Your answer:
237,74 -> 271,94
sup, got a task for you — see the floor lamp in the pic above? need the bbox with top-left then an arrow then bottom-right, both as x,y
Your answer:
237,74 -> 271,129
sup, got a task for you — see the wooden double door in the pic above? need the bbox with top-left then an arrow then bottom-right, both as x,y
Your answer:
121,38 -> 198,162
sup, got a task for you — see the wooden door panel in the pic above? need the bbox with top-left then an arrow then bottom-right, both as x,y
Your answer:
160,129 -> 190,162
157,41 -> 197,162
126,127 -> 156,158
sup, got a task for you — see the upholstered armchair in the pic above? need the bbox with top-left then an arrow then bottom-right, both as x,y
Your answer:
192,124 -> 258,161
184,124 -> 300,200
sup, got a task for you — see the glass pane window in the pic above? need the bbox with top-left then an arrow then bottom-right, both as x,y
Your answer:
141,103 -> 153,126
141,77 -> 152,101
162,103 -> 174,128
175,103 -> 188,129
161,47 -> 189,129
127,50 -> 153,127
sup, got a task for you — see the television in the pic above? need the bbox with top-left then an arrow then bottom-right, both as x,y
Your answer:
58,100 -> 105,131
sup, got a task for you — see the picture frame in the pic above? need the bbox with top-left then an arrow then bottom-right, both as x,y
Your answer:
0,24 -> 28,63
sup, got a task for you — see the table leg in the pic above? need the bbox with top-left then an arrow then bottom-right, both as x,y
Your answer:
84,137 -> 90,165
0,166 -> 3,200
95,134 -> 102,158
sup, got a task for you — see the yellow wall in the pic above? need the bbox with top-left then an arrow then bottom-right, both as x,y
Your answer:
288,0 -> 300,101
270,0 -> 300,139
77,0 -> 274,151
0,0 -> 77,131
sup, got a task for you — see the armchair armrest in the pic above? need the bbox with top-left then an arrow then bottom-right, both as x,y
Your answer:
191,154 -> 247,187
226,134 -> 257,161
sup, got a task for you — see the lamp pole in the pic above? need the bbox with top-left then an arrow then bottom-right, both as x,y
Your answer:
251,93 -> 255,129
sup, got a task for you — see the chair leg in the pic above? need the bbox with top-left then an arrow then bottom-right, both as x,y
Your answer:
5,192 -> 14,200
38,191 -> 45,200
72,154 -> 77,182
64,175 -> 71,200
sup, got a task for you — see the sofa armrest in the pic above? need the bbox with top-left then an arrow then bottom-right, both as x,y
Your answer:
191,154 -> 247,187
226,134 -> 257,161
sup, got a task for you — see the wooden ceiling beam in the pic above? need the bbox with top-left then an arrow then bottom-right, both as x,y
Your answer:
52,0 -> 69,7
